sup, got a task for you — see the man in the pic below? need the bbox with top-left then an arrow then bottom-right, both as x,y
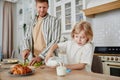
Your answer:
22,0 -> 61,65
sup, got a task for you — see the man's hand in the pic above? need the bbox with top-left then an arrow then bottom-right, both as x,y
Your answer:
22,49 -> 30,59
29,56 -> 42,66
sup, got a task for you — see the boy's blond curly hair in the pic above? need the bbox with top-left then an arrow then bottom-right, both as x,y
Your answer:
71,21 -> 93,43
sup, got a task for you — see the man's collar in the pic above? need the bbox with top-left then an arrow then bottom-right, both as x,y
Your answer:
36,13 -> 49,20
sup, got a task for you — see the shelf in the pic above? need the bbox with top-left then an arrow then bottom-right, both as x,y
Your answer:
83,0 -> 120,18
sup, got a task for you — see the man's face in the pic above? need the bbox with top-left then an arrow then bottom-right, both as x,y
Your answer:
36,2 -> 48,17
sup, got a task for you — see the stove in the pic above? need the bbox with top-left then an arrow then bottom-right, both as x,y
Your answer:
94,47 -> 120,54
94,47 -> 120,77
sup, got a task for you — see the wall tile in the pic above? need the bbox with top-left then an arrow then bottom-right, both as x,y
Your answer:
93,9 -> 120,46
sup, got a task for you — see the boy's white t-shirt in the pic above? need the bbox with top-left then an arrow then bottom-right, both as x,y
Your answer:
57,40 -> 94,72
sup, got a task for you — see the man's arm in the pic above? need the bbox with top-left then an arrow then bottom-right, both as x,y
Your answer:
39,18 -> 61,59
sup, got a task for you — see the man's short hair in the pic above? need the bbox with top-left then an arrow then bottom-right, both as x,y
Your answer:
35,0 -> 49,4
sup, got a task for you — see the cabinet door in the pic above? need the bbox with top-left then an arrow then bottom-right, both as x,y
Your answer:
65,2 -> 71,31
56,6 -> 61,19
75,0 -> 83,22
54,0 -> 84,33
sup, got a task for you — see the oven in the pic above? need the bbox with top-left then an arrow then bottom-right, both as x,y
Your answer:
100,56 -> 120,77
94,47 -> 120,77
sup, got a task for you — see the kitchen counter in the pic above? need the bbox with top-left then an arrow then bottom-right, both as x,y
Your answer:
0,63 -> 120,80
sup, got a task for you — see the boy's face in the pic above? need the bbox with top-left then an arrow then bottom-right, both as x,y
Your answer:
74,30 -> 88,46
36,2 -> 48,17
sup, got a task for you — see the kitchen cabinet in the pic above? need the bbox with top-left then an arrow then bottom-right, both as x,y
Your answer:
53,0 -> 84,33
83,0 -> 120,18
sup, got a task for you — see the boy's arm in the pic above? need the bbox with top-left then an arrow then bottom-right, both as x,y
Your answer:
45,44 -> 59,62
65,63 -> 86,70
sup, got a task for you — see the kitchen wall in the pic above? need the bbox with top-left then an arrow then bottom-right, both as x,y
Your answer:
86,0 -> 120,46
15,0 -> 35,51
92,9 -> 120,46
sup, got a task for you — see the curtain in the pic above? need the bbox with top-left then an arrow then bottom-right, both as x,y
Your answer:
2,1 -> 14,58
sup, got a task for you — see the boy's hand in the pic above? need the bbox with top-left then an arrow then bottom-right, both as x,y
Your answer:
45,53 -> 53,63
